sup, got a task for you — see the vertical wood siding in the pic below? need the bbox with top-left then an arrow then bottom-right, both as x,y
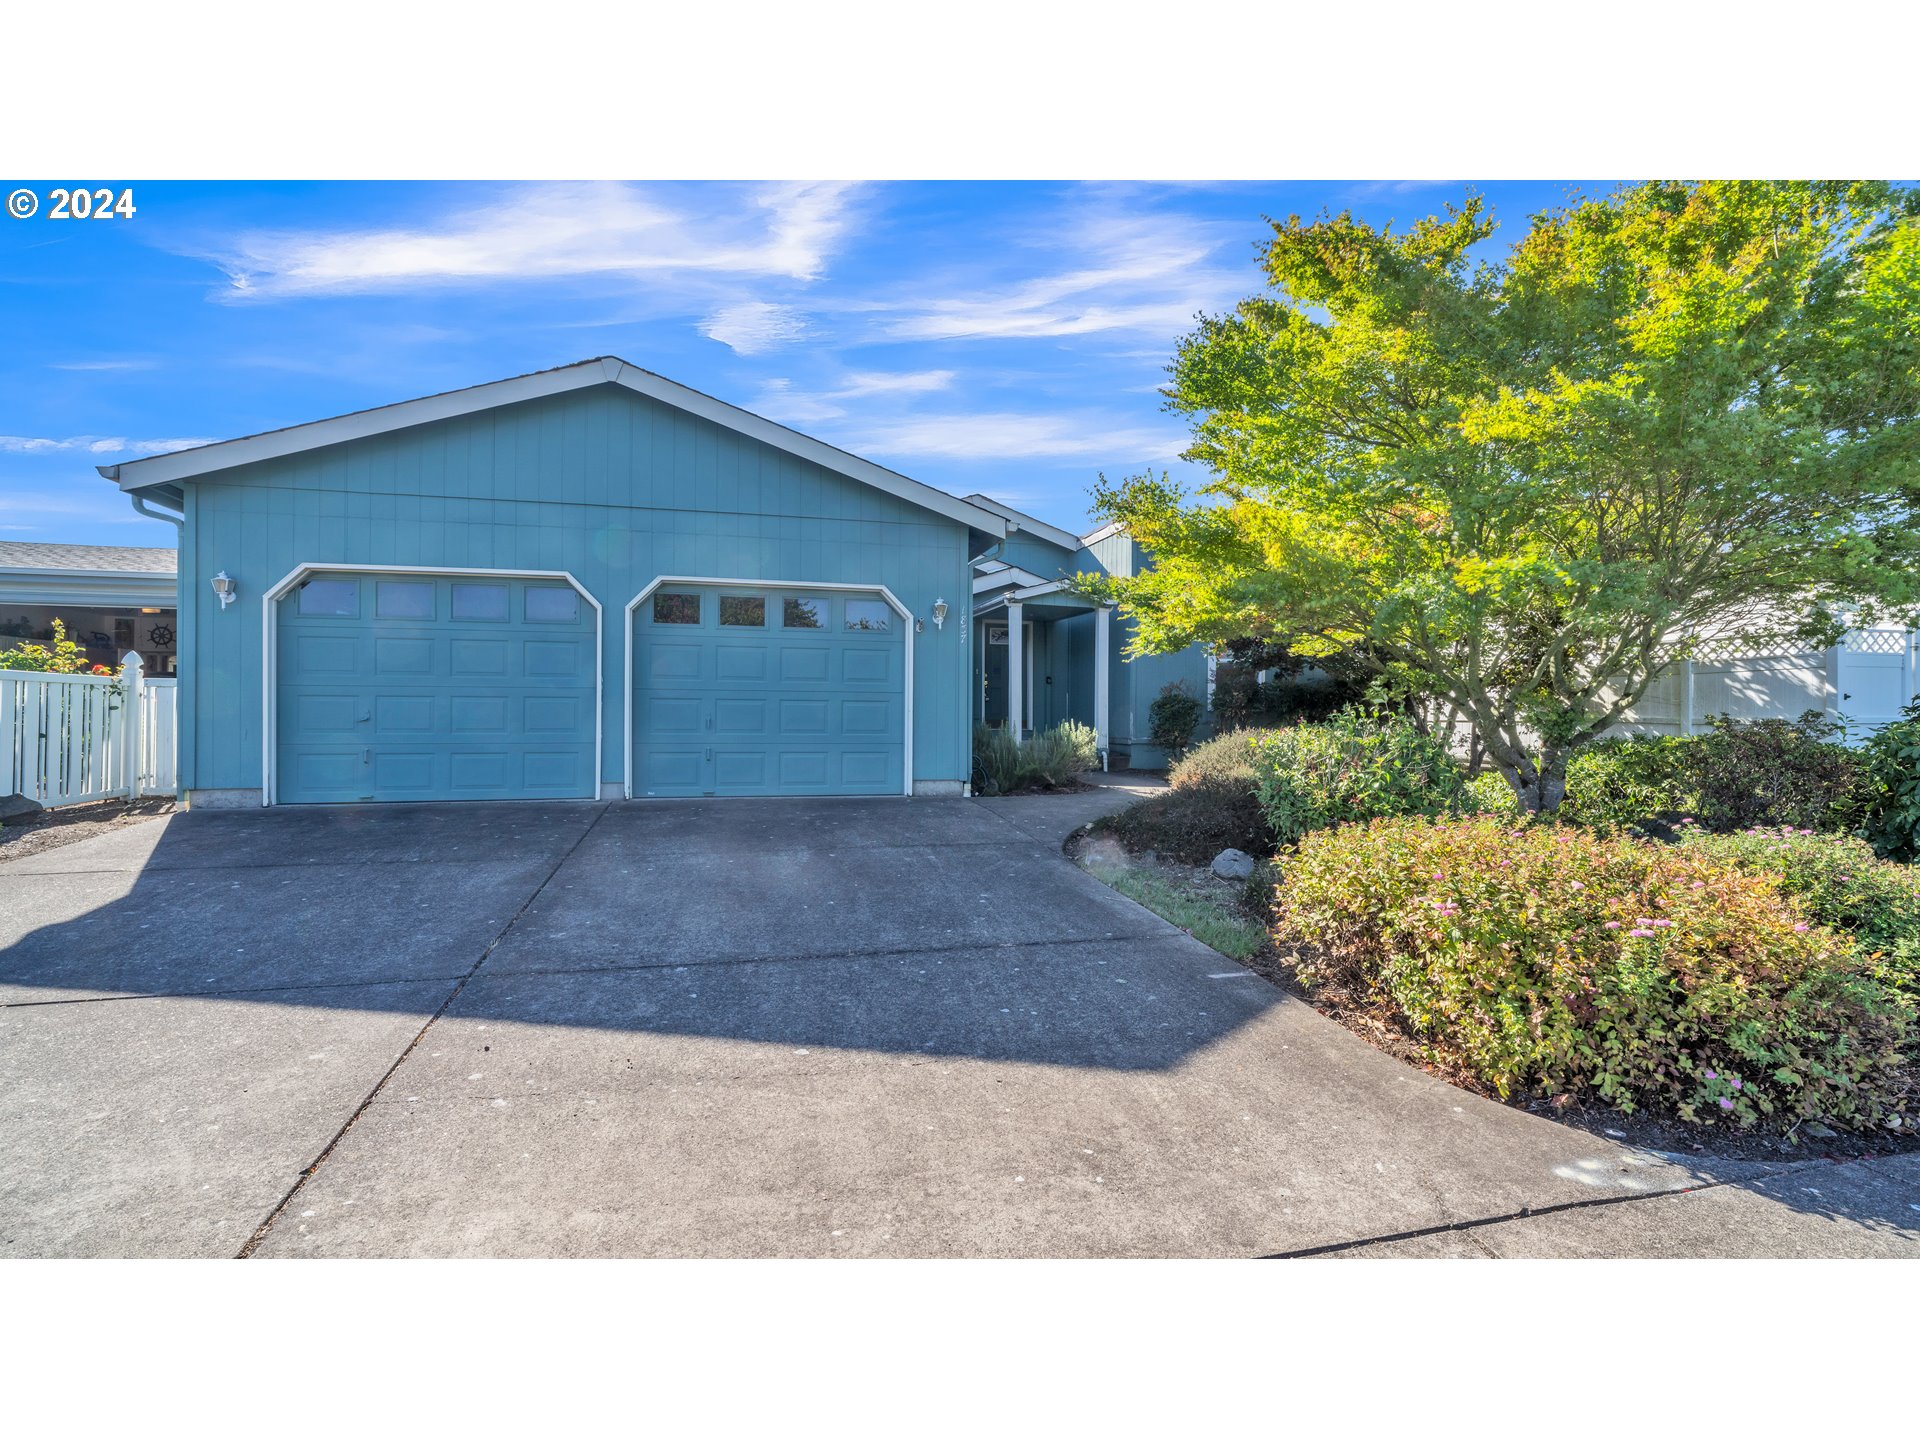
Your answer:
183,386 -> 974,791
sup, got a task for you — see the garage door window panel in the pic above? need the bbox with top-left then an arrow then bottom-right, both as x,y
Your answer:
298,579 -> 358,617
844,599 -> 891,632
781,597 -> 824,629
375,581 -> 435,620
525,587 -> 580,623
452,583 -> 509,622
720,595 -> 766,627
654,592 -> 701,625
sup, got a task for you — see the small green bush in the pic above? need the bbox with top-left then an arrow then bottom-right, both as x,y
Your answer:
1688,714 -> 1877,833
1561,717 -> 1877,835
1250,709 -> 1471,847
1859,697 -> 1920,863
1562,736 -> 1693,831
1275,816 -> 1912,1130
1465,770 -> 1520,816
1148,681 -> 1204,758
1101,728 -> 1279,862
971,721 -> 1097,795
1678,825 -> 1920,1011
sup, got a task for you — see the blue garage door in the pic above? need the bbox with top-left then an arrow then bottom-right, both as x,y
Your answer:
633,585 -> 904,797
276,572 -> 597,803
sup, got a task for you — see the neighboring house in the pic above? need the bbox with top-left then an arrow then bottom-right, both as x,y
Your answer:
0,541 -> 179,675
91,357 -> 1211,809
966,501 -> 1211,770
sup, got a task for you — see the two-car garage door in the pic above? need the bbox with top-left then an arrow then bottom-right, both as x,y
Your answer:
632,584 -> 905,797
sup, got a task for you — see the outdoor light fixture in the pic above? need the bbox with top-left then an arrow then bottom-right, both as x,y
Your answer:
931,598 -> 948,630
210,571 -> 237,609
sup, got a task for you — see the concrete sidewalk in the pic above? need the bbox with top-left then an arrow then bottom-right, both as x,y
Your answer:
2,781 -> 1914,1258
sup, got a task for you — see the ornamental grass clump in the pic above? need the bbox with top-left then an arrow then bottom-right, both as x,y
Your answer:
1274,816 -> 1911,1131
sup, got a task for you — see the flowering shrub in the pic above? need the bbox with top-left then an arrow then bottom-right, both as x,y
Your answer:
0,618 -> 113,675
1274,816 -> 1911,1130
1250,709 -> 1471,846
1678,825 -> 1920,1011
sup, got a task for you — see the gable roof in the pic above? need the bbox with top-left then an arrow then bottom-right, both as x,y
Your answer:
96,357 -> 1009,538
0,541 -> 177,574
960,493 -> 1082,552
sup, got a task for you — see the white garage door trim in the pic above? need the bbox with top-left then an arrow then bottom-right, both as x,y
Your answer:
260,562 -> 604,807
624,575 -> 914,799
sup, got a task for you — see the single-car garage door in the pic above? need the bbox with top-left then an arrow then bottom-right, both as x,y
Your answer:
633,584 -> 905,797
275,571 -> 597,803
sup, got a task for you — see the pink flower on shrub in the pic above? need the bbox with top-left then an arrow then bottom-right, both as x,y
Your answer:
1681,817 -> 1696,826
1629,928 -> 1655,938
1604,921 -> 1621,930
1719,1098 -> 1735,1110
1653,919 -> 1673,928
1730,1077 -> 1743,1090
1569,880 -> 1585,890
1793,923 -> 1809,932
1705,1070 -> 1717,1080
1691,881 -> 1705,890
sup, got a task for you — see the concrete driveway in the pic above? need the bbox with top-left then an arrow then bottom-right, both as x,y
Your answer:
3,788 -> 1915,1258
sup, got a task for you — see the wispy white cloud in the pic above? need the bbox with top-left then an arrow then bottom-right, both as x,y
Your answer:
847,412 -> 1184,463
0,435 -> 215,456
700,300 -> 809,355
49,358 -> 158,372
877,213 -> 1241,343
196,181 -> 861,301
750,368 -> 957,425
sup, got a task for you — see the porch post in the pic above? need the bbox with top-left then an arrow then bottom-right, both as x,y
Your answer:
1006,601 -> 1024,740
1094,603 -> 1111,770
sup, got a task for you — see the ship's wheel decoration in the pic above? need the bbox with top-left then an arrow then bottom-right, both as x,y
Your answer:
148,623 -> 174,646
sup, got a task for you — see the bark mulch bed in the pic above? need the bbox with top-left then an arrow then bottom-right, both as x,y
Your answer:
0,796 -> 175,863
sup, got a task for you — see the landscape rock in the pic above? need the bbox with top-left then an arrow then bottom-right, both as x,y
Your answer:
0,793 -> 46,826
1210,847 -> 1256,880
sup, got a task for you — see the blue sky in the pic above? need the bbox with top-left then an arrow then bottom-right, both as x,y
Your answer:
1,180 -> 1601,548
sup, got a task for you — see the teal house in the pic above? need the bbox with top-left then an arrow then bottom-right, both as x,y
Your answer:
97,359 -> 1210,807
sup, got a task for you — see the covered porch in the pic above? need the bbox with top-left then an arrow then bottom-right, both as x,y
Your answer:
972,571 -> 1112,764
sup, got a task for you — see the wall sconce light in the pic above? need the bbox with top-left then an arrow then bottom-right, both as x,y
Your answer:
931,598 -> 948,630
210,571 -> 237,609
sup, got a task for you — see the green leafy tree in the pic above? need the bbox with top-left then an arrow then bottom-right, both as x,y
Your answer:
1088,182 -> 1920,811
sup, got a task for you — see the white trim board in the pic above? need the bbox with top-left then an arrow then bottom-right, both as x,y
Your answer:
259,562 -> 604,808
623,575 -> 915,800
100,357 -> 1009,538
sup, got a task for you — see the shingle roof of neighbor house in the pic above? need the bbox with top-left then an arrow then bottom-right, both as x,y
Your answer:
0,541 -> 178,574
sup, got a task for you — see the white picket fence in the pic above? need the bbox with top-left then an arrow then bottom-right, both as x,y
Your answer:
0,653 -> 177,808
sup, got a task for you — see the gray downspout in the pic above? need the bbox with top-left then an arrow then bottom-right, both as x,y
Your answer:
130,491 -> 185,534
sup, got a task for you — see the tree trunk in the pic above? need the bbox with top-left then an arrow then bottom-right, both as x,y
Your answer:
1484,738 -> 1569,815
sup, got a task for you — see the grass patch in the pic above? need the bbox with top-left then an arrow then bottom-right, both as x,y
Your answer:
1077,843 -> 1269,961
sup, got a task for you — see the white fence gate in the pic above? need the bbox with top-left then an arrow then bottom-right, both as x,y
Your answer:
0,653 -> 178,807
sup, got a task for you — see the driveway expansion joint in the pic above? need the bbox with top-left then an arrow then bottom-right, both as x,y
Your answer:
234,803 -> 611,1259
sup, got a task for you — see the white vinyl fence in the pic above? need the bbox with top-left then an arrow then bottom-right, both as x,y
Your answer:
0,652 -> 177,808
1609,628 -> 1920,743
